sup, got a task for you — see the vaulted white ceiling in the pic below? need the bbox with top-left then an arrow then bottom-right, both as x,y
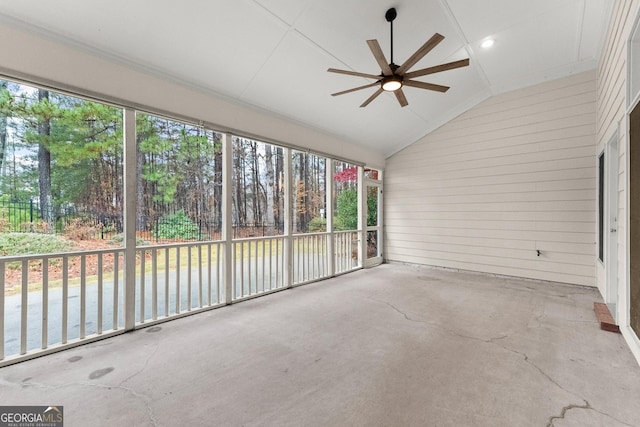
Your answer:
0,0 -> 611,157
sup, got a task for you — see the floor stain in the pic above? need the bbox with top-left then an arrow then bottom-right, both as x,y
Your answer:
418,276 -> 440,282
89,367 -> 114,380
146,326 -> 162,333
68,356 -> 82,363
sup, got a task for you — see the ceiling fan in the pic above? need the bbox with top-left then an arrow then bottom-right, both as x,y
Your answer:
328,7 -> 470,107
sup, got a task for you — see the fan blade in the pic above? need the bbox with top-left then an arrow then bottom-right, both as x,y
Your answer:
366,40 -> 393,76
360,88 -> 384,107
396,33 -> 445,75
327,68 -> 381,80
331,81 -> 380,97
403,80 -> 449,92
404,58 -> 470,79
395,88 -> 408,107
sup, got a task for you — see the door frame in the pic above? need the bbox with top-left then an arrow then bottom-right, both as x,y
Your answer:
606,133 -> 620,320
364,179 -> 383,268
626,97 -> 640,338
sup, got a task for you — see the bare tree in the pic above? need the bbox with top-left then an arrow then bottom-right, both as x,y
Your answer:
37,89 -> 53,226
213,142 -> 222,232
0,81 -> 7,176
264,144 -> 275,226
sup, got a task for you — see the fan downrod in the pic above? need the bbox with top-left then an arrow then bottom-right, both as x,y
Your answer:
385,8 -> 397,65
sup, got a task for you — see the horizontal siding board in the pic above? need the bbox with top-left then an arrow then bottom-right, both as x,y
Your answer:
386,255 -> 595,286
394,134 -> 595,165
597,75 -> 625,139
431,101 -> 596,141
386,242 -> 593,266
385,71 -> 597,285
413,116 -> 595,149
534,240 -> 595,255
385,200 -> 595,213
394,126 -> 596,163
393,123 -> 596,160
388,236 -> 595,258
387,234 -> 594,255
395,145 -> 595,172
384,219 -> 595,234
387,232 -> 594,252
387,189 -> 594,204
596,6 -> 627,138
385,168 -> 595,189
387,179 -> 594,198
413,111 -> 596,147
484,70 -> 596,102
386,228 -> 593,244
389,157 -> 595,183
386,247 -> 594,276
455,86 -> 597,127
385,210 -> 595,223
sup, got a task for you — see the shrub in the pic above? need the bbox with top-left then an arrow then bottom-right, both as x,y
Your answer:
19,221 -> 53,234
64,217 -> 101,240
309,216 -> 327,232
155,210 -> 200,240
110,233 -> 147,246
0,232 -> 72,257
334,188 -> 378,230
335,188 -> 358,230
0,217 -> 11,233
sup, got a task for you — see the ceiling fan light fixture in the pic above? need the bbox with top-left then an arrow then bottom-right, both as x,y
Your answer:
382,76 -> 402,92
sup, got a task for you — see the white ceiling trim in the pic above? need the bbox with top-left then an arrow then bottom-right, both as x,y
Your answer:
439,0 -> 492,89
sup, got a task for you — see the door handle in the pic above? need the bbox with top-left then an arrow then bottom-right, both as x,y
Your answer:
610,228 -> 617,232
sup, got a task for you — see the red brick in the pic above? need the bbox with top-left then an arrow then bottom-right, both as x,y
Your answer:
594,302 -> 620,333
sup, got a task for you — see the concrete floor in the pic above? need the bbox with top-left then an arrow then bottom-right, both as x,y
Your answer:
1,263 -> 640,427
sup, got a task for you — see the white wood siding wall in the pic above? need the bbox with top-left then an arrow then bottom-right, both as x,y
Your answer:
385,71 -> 597,286
595,0 -> 632,297
596,0 -> 640,355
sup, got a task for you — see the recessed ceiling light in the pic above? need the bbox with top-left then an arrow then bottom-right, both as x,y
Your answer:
481,39 -> 495,49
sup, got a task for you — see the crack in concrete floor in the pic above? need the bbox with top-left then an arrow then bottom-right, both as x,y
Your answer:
118,341 -> 161,387
14,379 -> 158,426
546,402 -> 592,427
544,400 -> 635,427
8,340 -> 161,427
368,296 -> 635,427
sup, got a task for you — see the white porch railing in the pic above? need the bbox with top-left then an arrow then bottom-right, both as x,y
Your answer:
334,231 -> 359,275
293,233 -> 330,284
232,237 -> 286,300
136,242 -> 224,324
0,248 -> 125,362
1,231 -> 362,366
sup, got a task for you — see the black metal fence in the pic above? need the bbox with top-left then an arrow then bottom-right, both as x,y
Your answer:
0,199 -> 289,242
0,199 -> 123,239
0,199 -> 38,227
